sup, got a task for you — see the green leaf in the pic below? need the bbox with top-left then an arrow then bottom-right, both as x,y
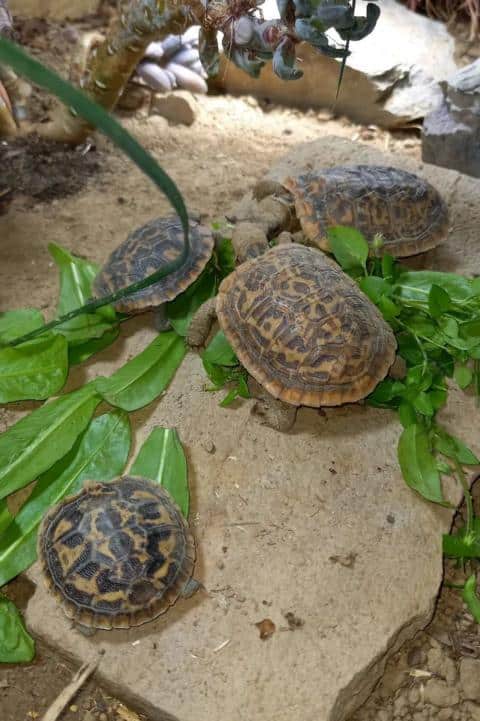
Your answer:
0,384 -> 100,500
95,332 -> 186,411
398,401 -> 417,428
359,276 -> 392,304
202,331 -> 238,367
413,392 -> 434,417
0,501 -> 13,536
381,254 -> 397,281
327,226 -> 369,271
166,264 -> 217,337
0,595 -> 35,663
377,296 -> 401,321
0,410 -> 130,587
406,365 -> 433,391
367,378 -> 404,407
454,364 -> 473,390
428,285 -> 452,318
216,237 -> 236,278
443,528 -> 480,559
434,431 -> 480,465
0,334 -> 68,402
0,310 -> 44,344
463,575 -> 480,623
49,243 -> 117,344
68,327 -> 120,366
395,271 -> 472,308
397,424 -> 444,503
131,427 -> 189,517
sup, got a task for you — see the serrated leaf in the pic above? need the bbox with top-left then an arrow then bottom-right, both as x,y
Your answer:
202,331 -> 238,367
166,264 -> 217,337
327,226 -> 369,271
131,427 -> 189,517
397,424 -> 444,503
95,332 -> 186,411
0,595 -> 35,663
0,384 -> 100,500
428,285 -> 452,318
49,243 -> 117,344
454,364 -> 473,390
0,335 -> 68,402
0,310 -> 44,344
0,410 -> 131,587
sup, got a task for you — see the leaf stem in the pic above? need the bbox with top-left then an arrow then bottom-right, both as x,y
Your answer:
454,457 -> 474,537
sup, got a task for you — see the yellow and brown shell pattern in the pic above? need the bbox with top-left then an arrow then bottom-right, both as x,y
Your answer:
283,165 -> 449,257
38,476 -> 195,630
94,215 -> 214,314
217,244 -> 396,407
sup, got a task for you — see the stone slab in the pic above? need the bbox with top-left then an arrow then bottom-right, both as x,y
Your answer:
25,138 -> 480,721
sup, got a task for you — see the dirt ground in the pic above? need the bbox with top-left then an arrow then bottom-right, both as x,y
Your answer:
2,10 -> 480,721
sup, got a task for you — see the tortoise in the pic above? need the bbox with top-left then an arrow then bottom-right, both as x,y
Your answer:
94,214 -> 214,330
37,475 -> 198,631
231,164 -> 449,261
187,235 -> 401,431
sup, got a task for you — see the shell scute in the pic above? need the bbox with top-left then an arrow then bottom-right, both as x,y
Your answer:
216,244 -> 396,406
284,164 -> 449,257
38,476 -> 195,629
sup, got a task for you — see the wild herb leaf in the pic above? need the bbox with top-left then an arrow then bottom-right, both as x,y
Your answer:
0,501 -> 12,536
443,526 -> 480,559
359,276 -> 392,304
394,271 -> 472,309
215,237 -> 236,278
434,430 -> 479,465
463,574 -> 480,623
0,384 -> 100,500
454,364 -> 473,390
131,427 -> 189,517
398,401 -> 417,428
0,411 -> 130,587
202,331 -> 238,367
49,243 -> 117,344
327,226 -> 369,272
95,332 -> 186,411
428,285 -> 452,318
397,424 -> 444,503
0,310 -> 44,344
0,595 -> 35,663
0,335 -> 68,402
167,264 -> 217,337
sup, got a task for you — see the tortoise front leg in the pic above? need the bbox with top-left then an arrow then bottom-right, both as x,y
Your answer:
153,304 -> 171,332
248,378 -> 297,432
186,297 -> 217,348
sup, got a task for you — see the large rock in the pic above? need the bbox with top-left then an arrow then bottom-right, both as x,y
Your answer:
423,59 -> 480,178
24,138 -> 480,721
213,0 -> 457,128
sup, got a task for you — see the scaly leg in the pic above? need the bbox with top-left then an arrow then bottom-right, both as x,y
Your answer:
186,296 -> 217,348
248,377 -> 297,432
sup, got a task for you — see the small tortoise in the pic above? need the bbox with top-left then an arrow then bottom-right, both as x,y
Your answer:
94,214 -> 214,329
38,476 -> 198,630
232,164 -> 449,260
187,235 -> 400,431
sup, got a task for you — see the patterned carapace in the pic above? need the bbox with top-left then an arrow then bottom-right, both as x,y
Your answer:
38,476 -> 195,629
283,165 -> 449,257
93,215 -> 214,314
216,244 -> 396,406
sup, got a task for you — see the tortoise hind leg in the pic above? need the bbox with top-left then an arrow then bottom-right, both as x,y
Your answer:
186,297 -> 217,349
248,378 -> 297,432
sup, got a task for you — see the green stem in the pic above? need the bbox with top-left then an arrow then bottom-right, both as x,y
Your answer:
454,457 -> 474,537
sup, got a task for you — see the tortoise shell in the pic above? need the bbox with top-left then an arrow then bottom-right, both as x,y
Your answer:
37,476 -> 195,630
283,165 -> 449,257
216,244 -> 396,406
94,215 -> 214,314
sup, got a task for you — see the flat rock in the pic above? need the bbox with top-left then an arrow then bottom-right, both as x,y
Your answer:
25,138 -> 480,721
212,0 -> 457,128
151,90 -> 197,126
